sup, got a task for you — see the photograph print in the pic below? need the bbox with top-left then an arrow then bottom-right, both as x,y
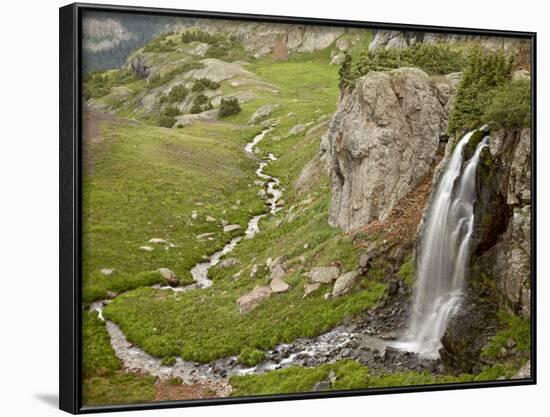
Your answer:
70,4 -> 534,409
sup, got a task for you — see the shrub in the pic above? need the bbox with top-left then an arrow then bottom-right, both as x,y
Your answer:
181,29 -> 221,44
162,105 -> 181,118
158,115 -> 176,128
189,93 -> 213,114
166,84 -> 188,103
339,43 -> 464,91
143,33 -> 177,53
218,97 -> 241,117
84,70 -> 137,100
482,80 -> 531,129
192,78 -> 221,93
448,47 -> 514,134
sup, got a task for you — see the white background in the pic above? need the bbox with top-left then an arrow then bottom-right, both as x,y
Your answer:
0,0 -> 545,415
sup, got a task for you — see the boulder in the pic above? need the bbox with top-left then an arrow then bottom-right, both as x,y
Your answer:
237,286 -> 272,314
149,238 -> 167,244
303,282 -> 321,298
196,232 -> 215,241
440,301 -> 496,372
158,268 -> 180,287
307,266 -> 341,284
332,271 -> 360,297
248,104 -> 279,125
270,263 -> 286,281
223,224 -> 241,233
270,276 -> 290,293
219,258 -> 240,269
287,123 -> 310,136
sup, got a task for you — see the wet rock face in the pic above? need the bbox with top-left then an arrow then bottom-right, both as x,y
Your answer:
440,299 -> 498,373
471,129 -> 532,314
326,68 -> 452,232
440,128 -> 531,371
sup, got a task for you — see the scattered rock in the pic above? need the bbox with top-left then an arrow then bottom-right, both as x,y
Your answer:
157,268 -> 180,287
323,292 -> 332,301
196,232 -> 215,241
223,224 -> 241,233
220,219 -> 229,227
191,211 -> 198,220
328,370 -> 337,384
248,104 -> 279,125
313,380 -> 331,391
106,290 -> 118,299
512,360 -> 531,379
219,258 -> 240,268
250,264 -> 258,278
270,263 -> 286,281
307,266 -> 341,284
237,286 -> 272,314
100,268 -> 114,276
139,246 -> 154,252
206,216 -> 216,222
287,123 -> 310,136
149,238 -> 167,244
512,69 -> 530,81
270,276 -> 290,293
332,270 -> 360,297
303,282 -> 321,298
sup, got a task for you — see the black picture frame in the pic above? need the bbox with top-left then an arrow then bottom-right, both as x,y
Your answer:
59,2 -> 537,414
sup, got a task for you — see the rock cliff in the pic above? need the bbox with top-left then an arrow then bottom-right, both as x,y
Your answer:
325,67 -> 458,232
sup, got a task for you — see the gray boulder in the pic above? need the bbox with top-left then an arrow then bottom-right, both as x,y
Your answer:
158,268 -> 180,287
307,266 -> 341,284
237,286 -> 272,314
248,104 -> 279,125
332,270 -> 360,297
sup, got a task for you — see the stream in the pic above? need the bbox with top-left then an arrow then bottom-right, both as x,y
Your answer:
90,127 -> 408,395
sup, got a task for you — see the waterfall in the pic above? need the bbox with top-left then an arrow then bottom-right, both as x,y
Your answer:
395,129 -> 489,359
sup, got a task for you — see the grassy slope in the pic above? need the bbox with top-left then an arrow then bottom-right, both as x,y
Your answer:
83,119 -> 264,302
102,57 -> 389,363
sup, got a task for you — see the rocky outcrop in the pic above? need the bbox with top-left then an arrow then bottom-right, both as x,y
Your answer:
475,129 -> 532,316
369,29 -> 529,55
326,67 -> 456,231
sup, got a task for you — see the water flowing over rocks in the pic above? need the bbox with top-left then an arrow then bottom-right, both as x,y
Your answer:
326,68 -> 453,232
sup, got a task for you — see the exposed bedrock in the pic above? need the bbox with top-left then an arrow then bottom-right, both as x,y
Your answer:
325,67 -> 458,232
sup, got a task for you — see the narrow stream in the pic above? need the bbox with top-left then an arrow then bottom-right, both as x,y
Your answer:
90,127 -> 404,394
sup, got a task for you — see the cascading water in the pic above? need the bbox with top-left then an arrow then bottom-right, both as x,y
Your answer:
395,129 -> 489,359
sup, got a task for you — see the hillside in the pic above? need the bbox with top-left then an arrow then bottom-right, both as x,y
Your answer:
81,20 -> 531,406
